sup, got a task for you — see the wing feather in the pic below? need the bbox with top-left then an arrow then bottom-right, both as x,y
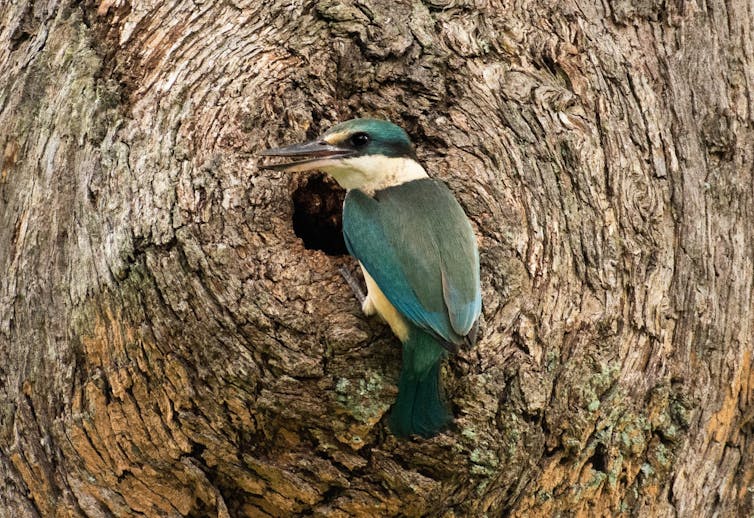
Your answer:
343,179 -> 481,346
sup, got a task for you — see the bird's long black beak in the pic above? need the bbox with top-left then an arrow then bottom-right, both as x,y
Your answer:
258,139 -> 355,172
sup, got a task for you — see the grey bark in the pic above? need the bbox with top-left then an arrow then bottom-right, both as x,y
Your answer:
1,0 -> 752,516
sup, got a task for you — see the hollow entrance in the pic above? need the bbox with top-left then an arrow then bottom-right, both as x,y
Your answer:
292,174 -> 348,256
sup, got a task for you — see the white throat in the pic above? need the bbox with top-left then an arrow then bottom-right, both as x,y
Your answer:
321,155 -> 428,193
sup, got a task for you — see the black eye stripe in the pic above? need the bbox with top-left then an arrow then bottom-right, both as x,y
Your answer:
350,132 -> 370,147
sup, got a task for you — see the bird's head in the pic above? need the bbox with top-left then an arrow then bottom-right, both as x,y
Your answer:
259,118 -> 425,191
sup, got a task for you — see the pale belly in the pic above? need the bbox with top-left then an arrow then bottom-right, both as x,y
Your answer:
359,263 -> 410,342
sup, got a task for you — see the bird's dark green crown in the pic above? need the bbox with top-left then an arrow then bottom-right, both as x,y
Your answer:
323,118 -> 417,159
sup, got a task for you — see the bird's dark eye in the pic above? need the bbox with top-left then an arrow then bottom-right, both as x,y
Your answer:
350,132 -> 370,148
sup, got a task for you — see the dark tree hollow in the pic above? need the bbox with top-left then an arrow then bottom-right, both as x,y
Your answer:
292,174 -> 348,256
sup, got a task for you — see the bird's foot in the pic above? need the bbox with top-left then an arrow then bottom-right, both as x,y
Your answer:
338,265 -> 366,307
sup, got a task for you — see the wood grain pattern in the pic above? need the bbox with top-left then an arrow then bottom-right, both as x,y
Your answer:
0,0 -> 752,516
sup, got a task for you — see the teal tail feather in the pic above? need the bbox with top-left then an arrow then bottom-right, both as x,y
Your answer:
389,329 -> 452,438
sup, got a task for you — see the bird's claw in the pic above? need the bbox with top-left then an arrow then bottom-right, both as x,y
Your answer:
338,265 -> 366,307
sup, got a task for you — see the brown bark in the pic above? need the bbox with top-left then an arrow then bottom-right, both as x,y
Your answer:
1,0 -> 752,516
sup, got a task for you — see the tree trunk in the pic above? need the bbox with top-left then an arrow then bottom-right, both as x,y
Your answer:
1,0 -> 752,516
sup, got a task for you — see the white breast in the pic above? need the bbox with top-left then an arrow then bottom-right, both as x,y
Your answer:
323,155 -> 428,193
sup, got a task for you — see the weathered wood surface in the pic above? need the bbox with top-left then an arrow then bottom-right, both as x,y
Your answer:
1,0 -> 752,516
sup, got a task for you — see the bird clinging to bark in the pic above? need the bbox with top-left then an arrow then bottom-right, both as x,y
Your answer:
260,118 -> 481,438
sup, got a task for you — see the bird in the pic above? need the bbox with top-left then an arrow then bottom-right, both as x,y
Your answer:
259,118 -> 481,438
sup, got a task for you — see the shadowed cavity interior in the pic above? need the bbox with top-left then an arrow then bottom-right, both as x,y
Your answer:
292,174 -> 348,256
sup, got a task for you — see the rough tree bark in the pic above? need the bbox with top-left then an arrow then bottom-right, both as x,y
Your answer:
1,0 -> 752,516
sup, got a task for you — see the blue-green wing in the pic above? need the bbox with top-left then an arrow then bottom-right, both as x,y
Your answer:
343,179 -> 481,346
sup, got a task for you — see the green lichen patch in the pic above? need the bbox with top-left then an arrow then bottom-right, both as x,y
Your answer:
334,371 -> 391,424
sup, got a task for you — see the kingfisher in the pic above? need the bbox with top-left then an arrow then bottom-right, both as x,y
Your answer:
260,118 -> 481,438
